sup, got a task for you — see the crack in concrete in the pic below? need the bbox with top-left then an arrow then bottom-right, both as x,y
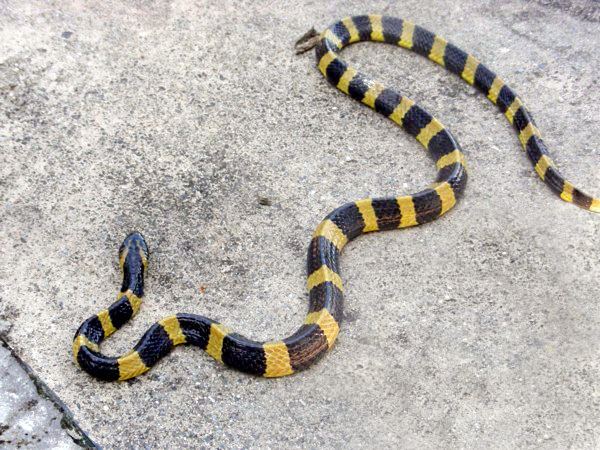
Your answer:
0,339 -> 98,449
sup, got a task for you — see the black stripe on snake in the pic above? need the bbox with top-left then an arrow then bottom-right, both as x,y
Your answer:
73,14 -> 599,381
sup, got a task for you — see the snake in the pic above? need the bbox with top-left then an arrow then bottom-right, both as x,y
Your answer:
73,15 -> 599,381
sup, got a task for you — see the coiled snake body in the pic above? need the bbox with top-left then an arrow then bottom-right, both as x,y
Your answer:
73,15 -> 599,381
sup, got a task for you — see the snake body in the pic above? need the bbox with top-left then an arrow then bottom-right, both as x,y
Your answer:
73,15 -> 599,381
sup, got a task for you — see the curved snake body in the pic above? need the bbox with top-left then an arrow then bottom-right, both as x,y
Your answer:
73,15 -> 599,381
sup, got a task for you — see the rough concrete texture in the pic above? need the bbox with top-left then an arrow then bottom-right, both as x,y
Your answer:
0,343 -> 82,449
1,0 -> 599,448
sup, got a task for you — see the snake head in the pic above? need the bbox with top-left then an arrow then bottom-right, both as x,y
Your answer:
119,232 -> 149,272
119,232 -> 148,296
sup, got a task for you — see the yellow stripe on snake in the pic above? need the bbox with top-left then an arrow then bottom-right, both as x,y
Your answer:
73,15 -> 598,381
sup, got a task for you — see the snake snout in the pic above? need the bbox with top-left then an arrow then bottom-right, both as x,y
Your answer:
119,232 -> 149,266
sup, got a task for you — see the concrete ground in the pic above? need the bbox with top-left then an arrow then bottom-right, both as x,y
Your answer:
1,0 -> 599,448
0,340 -> 94,449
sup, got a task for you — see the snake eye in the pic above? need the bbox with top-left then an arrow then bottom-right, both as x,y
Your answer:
136,238 -> 149,267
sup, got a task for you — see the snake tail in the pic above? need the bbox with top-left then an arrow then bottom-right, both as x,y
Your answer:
74,14 -> 598,381
316,15 -> 598,211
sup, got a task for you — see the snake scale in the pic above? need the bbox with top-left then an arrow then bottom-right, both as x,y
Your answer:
73,15 -> 599,381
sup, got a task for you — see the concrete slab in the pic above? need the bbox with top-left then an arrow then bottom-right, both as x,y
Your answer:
1,0 -> 599,448
0,342 -> 94,448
